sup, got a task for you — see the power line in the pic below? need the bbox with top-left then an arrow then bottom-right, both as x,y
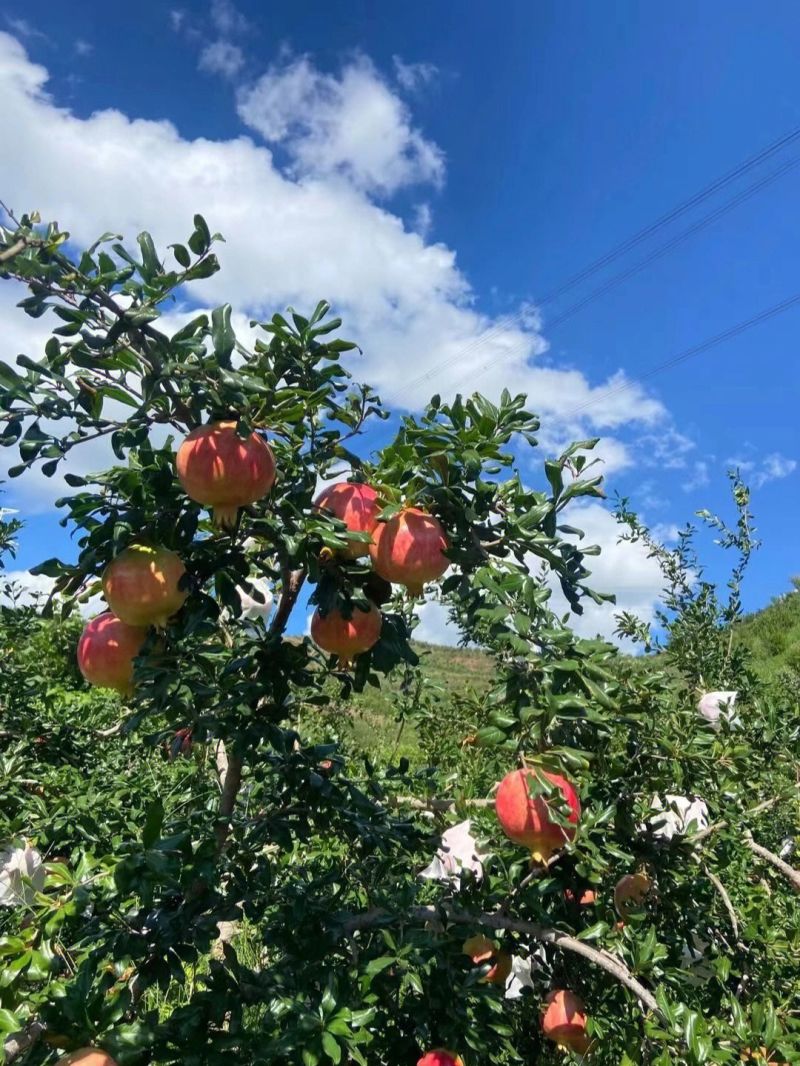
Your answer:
549,290 -> 800,421
406,122 -> 800,392
541,155 -> 800,333
562,289 -> 800,419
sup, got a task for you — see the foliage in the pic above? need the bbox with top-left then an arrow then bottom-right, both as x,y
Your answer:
0,211 -> 799,1066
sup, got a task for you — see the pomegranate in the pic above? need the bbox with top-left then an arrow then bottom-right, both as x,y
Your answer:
495,768 -> 581,864
102,544 -> 186,628
369,507 -> 449,596
167,727 -> 193,760
77,613 -> 147,695
614,871 -> 653,921
314,482 -> 381,558
418,1052 -> 464,1066
55,1051 -> 118,1066
176,421 -> 276,529
310,603 -> 382,666
462,934 -> 513,986
564,887 -> 596,906
541,990 -> 590,1054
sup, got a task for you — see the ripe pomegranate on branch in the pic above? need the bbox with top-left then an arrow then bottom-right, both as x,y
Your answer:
1,210 -> 799,1065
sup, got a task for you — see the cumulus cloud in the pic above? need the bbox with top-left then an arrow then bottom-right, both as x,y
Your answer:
237,54 -> 445,195
548,502 -> 666,646
0,32 -> 669,520
0,569 -> 103,614
414,600 -> 463,646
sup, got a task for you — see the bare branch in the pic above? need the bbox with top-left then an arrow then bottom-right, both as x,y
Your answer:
269,566 -> 305,637
744,833 -> 800,894
214,740 -> 243,856
702,864 -> 740,941
341,904 -> 662,1019
3,1020 -> 46,1064
388,795 -> 494,812
0,237 -> 27,263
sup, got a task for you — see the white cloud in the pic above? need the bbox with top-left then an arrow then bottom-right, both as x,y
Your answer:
210,0 -> 249,36
751,452 -> 796,489
0,33 -> 670,517
169,10 -> 186,32
0,569 -> 103,614
74,39 -> 93,57
3,16 -> 45,41
682,460 -> 710,492
237,54 -> 445,195
392,56 -> 438,92
413,600 -> 462,646
199,40 -> 244,79
412,202 -> 433,238
548,502 -> 666,646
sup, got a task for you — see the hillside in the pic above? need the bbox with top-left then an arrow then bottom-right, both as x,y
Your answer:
333,589 -> 800,756
734,584 -> 800,680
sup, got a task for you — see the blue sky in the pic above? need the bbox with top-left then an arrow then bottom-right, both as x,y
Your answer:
0,0 -> 798,641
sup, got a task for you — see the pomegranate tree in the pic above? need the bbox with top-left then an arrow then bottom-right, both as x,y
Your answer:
76,613 -> 147,695
4,213 -> 796,1064
495,768 -> 581,864
176,421 -> 276,529
102,544 -> 187,627
369,506 -> 449,596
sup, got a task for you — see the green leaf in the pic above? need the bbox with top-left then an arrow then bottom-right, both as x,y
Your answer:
170,243 -> 191,268
321,1032 -> 342,1064
211,303 -> 236,366
142,798 -> 164,849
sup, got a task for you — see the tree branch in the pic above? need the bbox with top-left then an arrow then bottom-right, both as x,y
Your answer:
214,740 -> 243,856
389,795 -> 494,812
0,237 -> 27,263
269,566 -> 305,637
702,864 -> 740,941
3,1020 -> 46,1063
341,904 -> 662,1019
744,833 -> 800,894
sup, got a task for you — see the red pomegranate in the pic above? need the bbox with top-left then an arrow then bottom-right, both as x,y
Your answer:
167,727 -> 193,760
462,934 -> 512,986
77,613 -> 147,695
564,887 -> 596,906
495,768 -> 581,864
417,1052 -> 464,1066
314,482 -> 381,558
102,545 -> 187,627
55,1050 -> 118,1066
176,421 -> 276,529
369,507 -> 449,596
541,990 -> 590,1054
614,871 -> 653,921
311,603 -> 382,666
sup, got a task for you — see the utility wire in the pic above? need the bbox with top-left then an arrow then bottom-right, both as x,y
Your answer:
484,290 -> 800,423
406,123 -> 800,392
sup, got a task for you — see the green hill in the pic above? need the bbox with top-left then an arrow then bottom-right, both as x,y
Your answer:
330,588 -> 800,757
734,584 -> 800,680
